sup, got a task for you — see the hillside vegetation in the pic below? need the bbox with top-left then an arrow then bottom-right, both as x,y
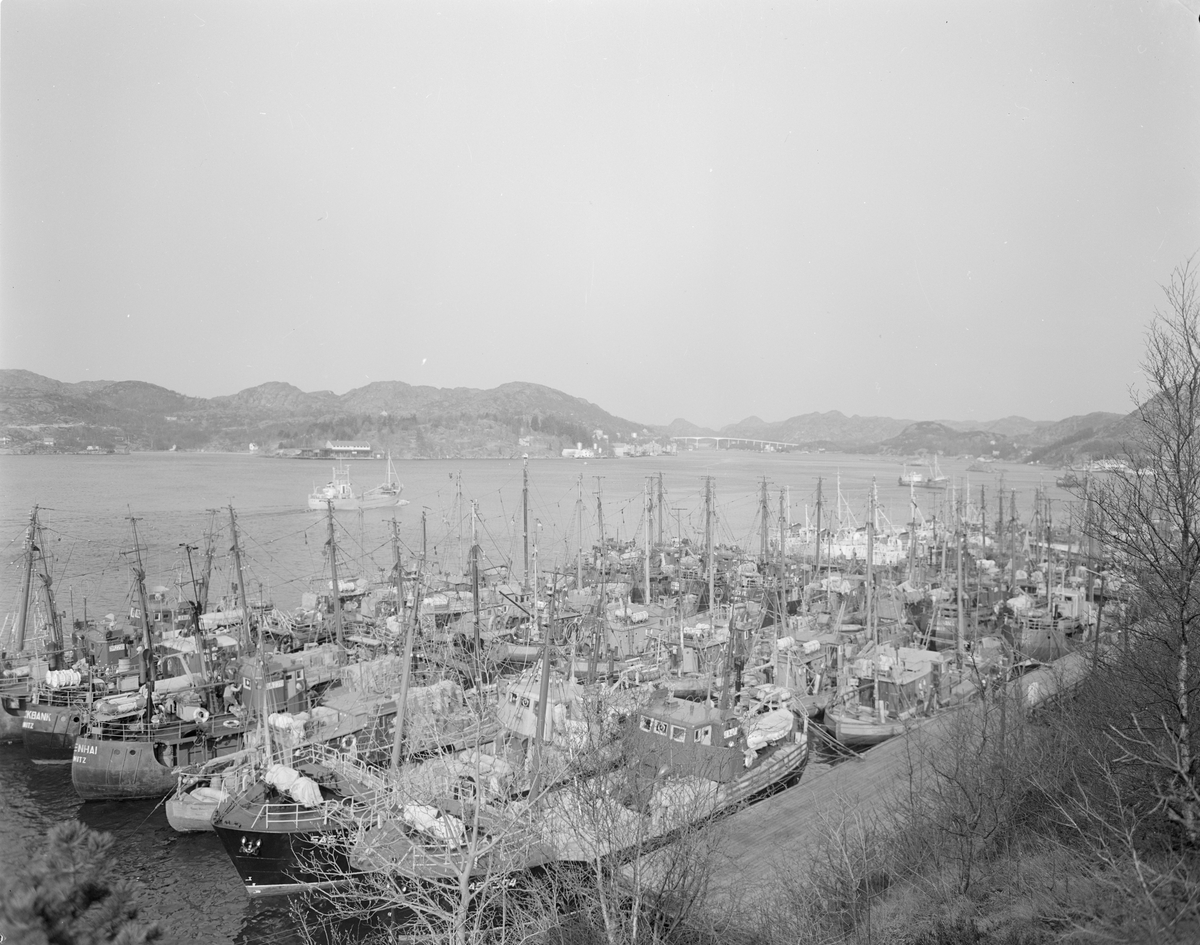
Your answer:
0,368 -> 1131,462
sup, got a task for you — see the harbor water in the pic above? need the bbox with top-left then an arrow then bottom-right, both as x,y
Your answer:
0,449 -> 1075,942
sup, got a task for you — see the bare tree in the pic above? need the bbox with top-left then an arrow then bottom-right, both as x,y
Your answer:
1087,256 -> 1200,847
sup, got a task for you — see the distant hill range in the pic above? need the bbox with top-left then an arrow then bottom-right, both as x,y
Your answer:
0,369 -> 1132,462
0,370 -> 650,458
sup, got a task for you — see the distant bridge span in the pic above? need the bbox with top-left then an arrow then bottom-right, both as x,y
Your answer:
671,435 -> 799,451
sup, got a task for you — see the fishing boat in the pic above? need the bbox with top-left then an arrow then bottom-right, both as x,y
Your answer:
543,684 -> 809,863
898,466 -> 926,487
1,507 -> 90,756
823,643 -> 955,746
349,681 -> 808,891
913,456 -> 949,489
166,749 -> 257,832
211,743 -> 384,896
307,454 -> 408,511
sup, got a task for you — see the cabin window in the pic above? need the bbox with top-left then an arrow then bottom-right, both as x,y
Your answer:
521,696 -> 531,709
670,725 -> 686,743
694,725 -> 712,746
653,719 -> 669,736
639,716 -> 652,732
508,691 -> 518,704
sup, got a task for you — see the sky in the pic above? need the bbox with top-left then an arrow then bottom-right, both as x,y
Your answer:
2,1 -> 1198,429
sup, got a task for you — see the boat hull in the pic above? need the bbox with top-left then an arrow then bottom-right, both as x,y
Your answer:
825,707 -> 910,747
166,793 -> 221,832
306,492 -> 407,512
213,814 -> 350,897
0,691 -> 27,743
71,732 -> 246,801
21,701 -> 85,760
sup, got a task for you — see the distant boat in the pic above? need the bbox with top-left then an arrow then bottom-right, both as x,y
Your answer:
307,454 -> 409,511
913,456 -> 949,489
898,465 -> 926,486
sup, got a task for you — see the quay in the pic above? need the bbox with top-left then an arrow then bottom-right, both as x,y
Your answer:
636,651 -> 1092,928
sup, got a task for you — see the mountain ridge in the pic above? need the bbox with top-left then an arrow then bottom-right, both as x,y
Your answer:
0,368 -> 1134,462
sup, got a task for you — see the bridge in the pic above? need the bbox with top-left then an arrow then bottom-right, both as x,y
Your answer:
670,436 -> 800,451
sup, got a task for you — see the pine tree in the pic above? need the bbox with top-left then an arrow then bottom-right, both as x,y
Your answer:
0,820 -> 164,945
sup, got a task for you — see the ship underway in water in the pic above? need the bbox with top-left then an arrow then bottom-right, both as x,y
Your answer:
307,454 -> 409,511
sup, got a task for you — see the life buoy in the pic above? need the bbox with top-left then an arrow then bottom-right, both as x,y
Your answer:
194,708 -> 210,724
341,734 -> 357,751
221,718 -> 240,729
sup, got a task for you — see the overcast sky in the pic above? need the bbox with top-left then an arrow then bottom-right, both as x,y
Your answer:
3,1 -> 1198,428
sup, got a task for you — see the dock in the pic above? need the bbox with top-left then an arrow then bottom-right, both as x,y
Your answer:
634,651 -> 1092,928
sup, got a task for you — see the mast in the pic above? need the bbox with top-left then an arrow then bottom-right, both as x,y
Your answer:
522,457 -> 530,593
867,483 -> 878,709
908,483 -> 918,581
14,508 -> 36,654
229,506 -> 253,652
814,477 -> 823,580
759,477 -> 770,562
1009,489 -> 1018,592
595,476 -> 605,587
470,500 -> 482,658
778,489 -> 787,640
657,472 -> 664,548
31,513 -> 64,670
956,495 -> 966,670
198,511 -> 217,614
455,471 -> 464,576
130,516 -> 157,726
324,501 -> 345,649
703,476 -> 715,616
529,534 -> 554,796
390,519 -> 415,771
644,478 -> 652,606
576,475 -> 584,589
421,509 -> 428,566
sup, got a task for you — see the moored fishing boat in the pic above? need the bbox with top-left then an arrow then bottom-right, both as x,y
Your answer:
211,743 -> 387,896
166,748 -> 257,832
0,675 -> 31,743
543,685 -> 809,862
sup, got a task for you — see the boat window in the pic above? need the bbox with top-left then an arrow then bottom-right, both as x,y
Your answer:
670,725 -> 686,743
508,691 -> 518,704
639,716 -> 652,732
521,696 -> 531,709
652,719 -> 669,736
694,725 -> 712,745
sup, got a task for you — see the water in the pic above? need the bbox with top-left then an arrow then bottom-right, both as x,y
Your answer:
0,449 -> 1074,942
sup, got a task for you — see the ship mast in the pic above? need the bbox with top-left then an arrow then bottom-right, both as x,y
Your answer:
522,457 -> 530,593
575,474 -> 584,589
644,477 -> 652,607
814,477 -> 823,581
197,510 -> 217,615
324,501 -> 345,649
470,500 -> 482,659
129,516 -> 157,727
703,476 -> 715,617
14,508 -> 36,655
867,482 -> 878,709
229,506 -> 253,652
32,513 -> 64,671
390,519 -> 415,771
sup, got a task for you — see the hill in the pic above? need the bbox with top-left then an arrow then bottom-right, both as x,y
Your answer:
0,368 -> 1135,462
0,370 -> 650,458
